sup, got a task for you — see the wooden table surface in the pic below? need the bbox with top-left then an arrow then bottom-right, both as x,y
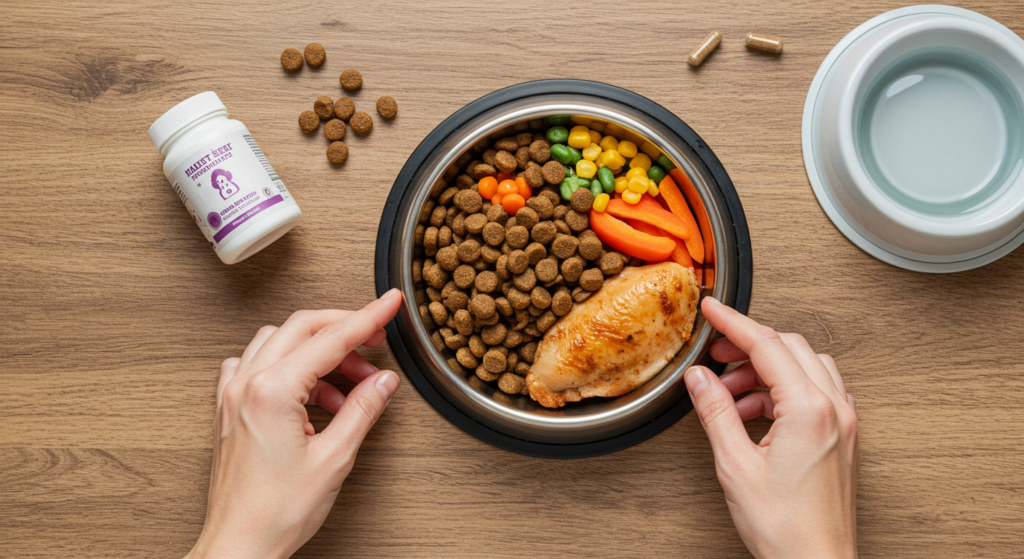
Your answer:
2,1 -> 1022,557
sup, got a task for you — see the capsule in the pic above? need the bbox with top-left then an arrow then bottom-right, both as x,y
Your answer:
746,33 -> 783,53
688,30 -> 722,67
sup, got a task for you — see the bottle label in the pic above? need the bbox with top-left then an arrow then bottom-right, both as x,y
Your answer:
168,130 -> 292,247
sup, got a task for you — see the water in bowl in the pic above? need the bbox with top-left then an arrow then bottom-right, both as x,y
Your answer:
857,47 -> 1024,216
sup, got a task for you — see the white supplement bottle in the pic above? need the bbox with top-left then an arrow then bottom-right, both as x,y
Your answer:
149,92 -> 301,264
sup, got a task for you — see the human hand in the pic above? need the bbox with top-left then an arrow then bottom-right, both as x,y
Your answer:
185,289 -> 404,559
685,297 -> 859,559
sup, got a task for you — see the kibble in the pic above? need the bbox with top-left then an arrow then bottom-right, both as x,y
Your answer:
526,196 -> 554,220
542,160 -> 566,184
340,69 -> 363,90
376,96 -> 398,119
457,239 -> 481,263
507,250 -> 529,275
334,97 -> 355,121
578,236 -> 603,260
506,226 -> 529,249
599,252 -> 624,275
464,213 -> 488,234
453,264 -> 476,289
314,96 -> 335,120
570,188 -> 594,213
483,349 -> 507,373
304,43 -> 326,67
561,256 -> 584,282
482,222 -> 505,246
281,48 -> 303,71
324,119 -> 346,141
350,111 -> 373,135
551,234 -> 579,259
326,141 -> 349,164
298,111 -> 320,133
498,373 -> 526,395
579,269 -> 604,291
494,151 -> 517,173
565,210 -> 589,232
531,221 -> 557,245
529,140 -> 551,164
454,190 -> 483,214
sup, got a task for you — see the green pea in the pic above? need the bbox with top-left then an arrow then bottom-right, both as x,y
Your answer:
597,166 -> 616,193
545,115 -> 572,127
655,154 -> 676,171
590,179 -> 603,198
647,165 -> 667,186
559,179 -> 574,201
550,144 -> 572,165
546,126 -> 569,144
566,165 -> 575,177
567,146 -> 583,165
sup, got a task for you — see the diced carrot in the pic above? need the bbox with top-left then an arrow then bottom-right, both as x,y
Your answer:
659,173 -> 704,263
501,193 -> 525,215
590,210 -> 675,261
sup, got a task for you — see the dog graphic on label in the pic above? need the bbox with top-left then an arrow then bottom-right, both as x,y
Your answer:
210,169 -> 241,200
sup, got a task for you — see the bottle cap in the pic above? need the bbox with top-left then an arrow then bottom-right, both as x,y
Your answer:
148,91 -> 228,153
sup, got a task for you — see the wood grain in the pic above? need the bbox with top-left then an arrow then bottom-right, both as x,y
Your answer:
1,1 -> 1022,557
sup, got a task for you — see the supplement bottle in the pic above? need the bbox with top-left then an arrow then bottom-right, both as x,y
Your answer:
149,92 -> 301,264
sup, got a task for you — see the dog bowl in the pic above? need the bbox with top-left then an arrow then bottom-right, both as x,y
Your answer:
375,80 -> 751,458
803,5 -> 1024,272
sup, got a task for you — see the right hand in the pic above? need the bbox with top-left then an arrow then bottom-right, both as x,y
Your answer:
684,297 -> 859,559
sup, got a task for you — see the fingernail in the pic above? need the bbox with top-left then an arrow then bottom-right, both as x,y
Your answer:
384,288 -> 403,302
684,367 -> 709,397
375,371 -> 399,400
703,296 -> 721,306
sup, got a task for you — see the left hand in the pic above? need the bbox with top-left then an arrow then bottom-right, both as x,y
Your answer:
186,289 -> 404,559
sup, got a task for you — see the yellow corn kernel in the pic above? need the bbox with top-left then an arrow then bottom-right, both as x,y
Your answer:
604,122 -> 626,139
576,159 -> 597,179
602,149 -> 626,170
630,153 -> 652,171
622,189 -> 643,204
639,141 -> 662,160
626,167 -> 648,181
595,156 -> 605,169
618,140 -> 638,158
570,115 -> 593,127
628,177 -> 649,194
589,130 -> 602,145
614,176 -> 628,193
589,120 -> 606,133
592,193 -> 610,212
582,143 -> 602,161
624,129 -> 646,146
599,135 -> 619,152
568,126 -> 592,149
647,182 -> 660,197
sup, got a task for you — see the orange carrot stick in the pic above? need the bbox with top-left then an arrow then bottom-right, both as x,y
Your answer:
629,218 -> 693,269
590,210 -> 675,261
606,199 -> 690,241
659,174 -> 704,263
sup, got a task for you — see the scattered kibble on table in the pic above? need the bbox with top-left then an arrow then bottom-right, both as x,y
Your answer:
334,96 -> 355,121
340,69 -> 362,91
746,32 -> 783,53
688,30 -> 722,67
376,96 -> 397,119
303,43 -> 325,67
280,48 -> 303,72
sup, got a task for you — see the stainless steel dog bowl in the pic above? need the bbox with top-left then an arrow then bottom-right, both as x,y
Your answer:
375,80 -> 751,458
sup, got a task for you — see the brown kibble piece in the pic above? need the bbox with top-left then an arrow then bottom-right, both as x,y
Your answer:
453,264 -> 476,289
436,246 -> 460,271
507,288 -> 531,310
524,242 -> 547,265
515,362 -> 531,376
314,96 -> 335,120
428,301 -> 448,325
456,174 -> 476,190
474,270 -> 498,293
524,164 -> 544,188
481,323 -> 507,345
551,234 -> 579,259
469,335 -> 487,358
498,373 -> 526,395
326,141 -> 349,165
565,210 -> 589,232
599,252 -> 624,275
572,286 -> 593,303
482,222 -> 505,246
439,187 -> 459,206
535,258 -> 559,283
430,331 -> 445,352
579,236 -> 603,260
299,111 -> 320,133
570,188 -> 594,213
281,48 -> 303,71
304,43 -> 325,67
554,220 -> 570,235
506,226 -> 529,249
483,349 -> 507,373
551,289 -> 573,316
486,204 -> 509,224
553,205 -> 570,220
505,216 -> 518,231
334,97 -> 355,121
531,221 -> 557,245
350,111 -> 373,135
515,132 -> 534,147
445,333 -> 468,350
429,205 -> 446,227
494,137 -> 519,152
324,119 -> 346,141
445,290 -> 469,312
494,151 -> 517,173
454,309 -> 474,336
503,329 -> 524,348
340,69 -> 362,90
456,347 -> 478,369
539,190 -> 561,208
376,96 -> 397,119
529,140 -> 551,164
537,310 -> 557,332
561,256 -> 584,282
423,265 -> 448,289
515,207 -> 539,231
471,163 -> 497,180
454,190 -> 484,214
519,342 -> 538,363
464,213 -> 488,234
507,250 -> 529,275
423,226 -> 439,254
495,254 -> 510,279
469,293 -> 496,318
513,268 -> 537,292
457,239 -> 481,263
480,245 -> 501,264
476,365 -> 500,382
525,196 -> 554,220
542,161 -> 566,184
531,286 -> 552,309
515,147 -> 531,169
482,149 -> 497,166
579,268 -> 604,291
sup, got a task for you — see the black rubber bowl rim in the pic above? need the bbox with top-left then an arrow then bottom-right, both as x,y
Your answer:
375,79 -> 752,459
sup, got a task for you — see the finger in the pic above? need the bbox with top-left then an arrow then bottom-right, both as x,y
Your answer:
216,358 -> 240,407
276,289 -> 404,392
701,298 -> 815,397
684,366 -> 757,463
337,351 -> 379,383
246,310 -> 354,372
364,329 -> 387,348
779,333 -> 841,399
735,391 -> 776,422
710,338 -> 749,364
314,370 -> 399,467
238,325 -> 277,371
718,362 -> 767,396
308,379 -> 346,415
819,353 -> 846,394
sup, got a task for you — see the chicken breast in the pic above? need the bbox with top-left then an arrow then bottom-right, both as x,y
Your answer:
527,262 -> 700,409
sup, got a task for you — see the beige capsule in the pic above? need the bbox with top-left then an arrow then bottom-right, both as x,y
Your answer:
688,30 -> 722,67
745,32 -> 783,53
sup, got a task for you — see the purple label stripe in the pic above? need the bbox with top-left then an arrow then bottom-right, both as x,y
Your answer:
213,195 -> 284,243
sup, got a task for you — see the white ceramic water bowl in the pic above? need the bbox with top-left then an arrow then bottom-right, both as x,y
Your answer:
804,6 -> 1024,272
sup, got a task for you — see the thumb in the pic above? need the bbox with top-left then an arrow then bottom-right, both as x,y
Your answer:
685,366 -> 756,465
315,370 -> 399,467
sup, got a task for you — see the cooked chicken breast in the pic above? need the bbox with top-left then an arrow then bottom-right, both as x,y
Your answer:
527,262 -> 700,409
